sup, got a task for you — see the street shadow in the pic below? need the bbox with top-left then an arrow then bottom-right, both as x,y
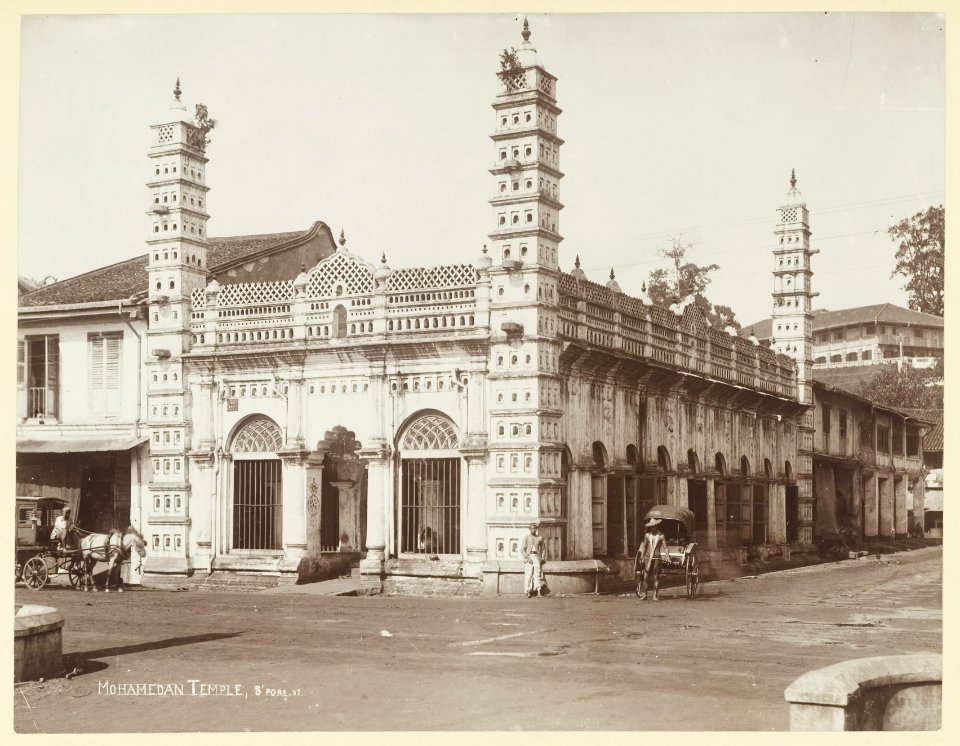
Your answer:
65,631 -> 243,666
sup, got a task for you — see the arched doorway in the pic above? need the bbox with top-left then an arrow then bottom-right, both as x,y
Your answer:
316,425 -> 364,552
230,417 -> 283,550
396,412 -> 462,556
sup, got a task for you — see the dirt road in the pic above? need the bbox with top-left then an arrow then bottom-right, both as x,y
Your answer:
14,547 -> 941,732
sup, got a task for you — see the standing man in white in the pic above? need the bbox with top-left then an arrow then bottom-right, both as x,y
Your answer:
521,522 -> 545,598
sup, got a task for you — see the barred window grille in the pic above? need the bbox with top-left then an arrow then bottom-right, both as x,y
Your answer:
233,459 -> 282,550
398,413 -> 461,556
231,417 -> 283,550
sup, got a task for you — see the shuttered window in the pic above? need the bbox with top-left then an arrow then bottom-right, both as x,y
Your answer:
17,340 -> 25,387
89,333 -> 121,414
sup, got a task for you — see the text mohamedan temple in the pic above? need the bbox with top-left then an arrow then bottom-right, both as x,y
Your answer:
17,21 -> 931,594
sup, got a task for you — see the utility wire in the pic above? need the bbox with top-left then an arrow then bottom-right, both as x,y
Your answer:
563,190 -> 943,252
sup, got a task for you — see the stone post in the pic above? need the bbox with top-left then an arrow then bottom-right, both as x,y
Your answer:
358,441 -> 390,591
304,453 -> 325,556
278,448 -> 310,572
461,443 -> 489,564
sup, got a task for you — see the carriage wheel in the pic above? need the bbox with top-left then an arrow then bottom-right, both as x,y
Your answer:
685,556 -> 700,599
68,558 -> 85,589
22,556 -> 48,590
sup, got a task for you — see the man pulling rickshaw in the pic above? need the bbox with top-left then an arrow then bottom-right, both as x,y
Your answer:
634,505 -> 701,600
637,517 -> 668,600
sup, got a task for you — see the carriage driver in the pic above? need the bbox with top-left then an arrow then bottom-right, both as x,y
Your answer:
638,517 -> 668,601
51,507 -> 76,551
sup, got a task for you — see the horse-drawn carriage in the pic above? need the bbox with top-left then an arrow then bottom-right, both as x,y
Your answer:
634,505 -> 701,599
15,496 -> 146,591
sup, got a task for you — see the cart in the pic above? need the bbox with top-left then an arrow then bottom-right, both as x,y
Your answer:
15,497 -> 86,590
634,505 -> 700,599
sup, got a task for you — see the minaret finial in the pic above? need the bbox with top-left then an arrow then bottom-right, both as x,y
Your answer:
338,229 -> 346,248
381,252 -> 386,265
521,17 -> 531,42
609,268 -> 616,280
575,254 -> 581,269
790,168 -> 797,189
174,77 -> 181,101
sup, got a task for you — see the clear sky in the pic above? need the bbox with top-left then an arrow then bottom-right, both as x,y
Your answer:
17,12 -> 944,327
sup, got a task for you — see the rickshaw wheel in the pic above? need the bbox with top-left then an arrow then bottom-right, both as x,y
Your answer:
22,556 -> 48,590
68,558 -> 85,589
685,556 -> 700,599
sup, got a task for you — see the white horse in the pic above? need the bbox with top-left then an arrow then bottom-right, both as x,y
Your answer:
78,527 -> 147,592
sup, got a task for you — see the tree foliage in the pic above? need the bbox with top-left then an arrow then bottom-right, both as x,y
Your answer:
889,205 -> 944,316
499,48 -> 522,77
194,104 -> 217,149
646,237 -> 741,330
857,362 -> 943,410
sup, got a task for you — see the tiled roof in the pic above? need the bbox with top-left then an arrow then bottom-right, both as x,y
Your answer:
898,408 -> 944,451
743,303 -> 944,341
811,366 -> 886,392
19,226 -> 318,308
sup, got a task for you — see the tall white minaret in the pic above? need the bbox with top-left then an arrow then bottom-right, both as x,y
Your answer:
772,170 -> 818,404
485,19 -> 568,562
143,79 -> 211,573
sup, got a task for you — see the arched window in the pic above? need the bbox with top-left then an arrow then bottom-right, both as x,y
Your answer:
332,305 -> 347,339
740,456 -> 751,477
592,441 -> 607,470
657,446 -> 671,471
398,412 -> 461,556
715,453 -> 727,476
784,460 -> 794,481
687,449 -> 700,474
230,417 -> 283,550
763,458 -> 773,479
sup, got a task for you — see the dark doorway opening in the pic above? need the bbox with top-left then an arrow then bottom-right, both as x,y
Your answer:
786,485 -> 799,543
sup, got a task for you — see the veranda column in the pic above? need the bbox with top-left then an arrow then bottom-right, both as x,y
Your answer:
672,475 -> 687,508
358,442 -> 390,591
461,446 -> 489,564
863,472 -> 878,538
705,478 -> 717,548
878,474 -> 894,537
894,476 -> 908,537
566,466 -> 593,559
768,483 -> 787,543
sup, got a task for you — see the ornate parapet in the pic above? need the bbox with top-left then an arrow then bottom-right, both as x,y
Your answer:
557,271 -> 798,401
188,253 -> 481,350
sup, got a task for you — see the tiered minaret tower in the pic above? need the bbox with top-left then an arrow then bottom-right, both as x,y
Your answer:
143,79 -> 211,573
772,170 -> 818,404
486,19 -> 568,562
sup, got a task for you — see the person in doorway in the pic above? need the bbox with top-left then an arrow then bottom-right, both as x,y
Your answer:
51,507 -> 76,551
521,522 -> 546,598
639,517 -> 668,600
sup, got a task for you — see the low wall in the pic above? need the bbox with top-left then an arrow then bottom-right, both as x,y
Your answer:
480,559 -> 607,596
15,604 -> 64,683
785,654 -> 941,731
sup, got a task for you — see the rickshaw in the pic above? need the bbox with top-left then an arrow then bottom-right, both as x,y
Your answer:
634,505 -> 701,599
15,496 -> 85,590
